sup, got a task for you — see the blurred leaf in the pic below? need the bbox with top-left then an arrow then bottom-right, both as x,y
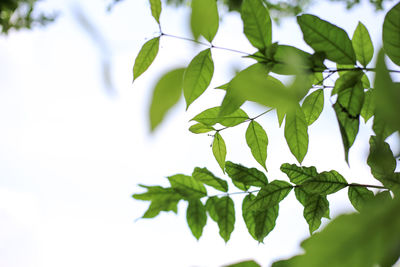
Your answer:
301,89 -> 324,125
301,170 -> 348,195
149,0 -> 162,24
249,180 -> 293,211
213,132 -> 227,172
372,110 -> 396,140
225,161 -> 268,187
133,37 -> 160,81
189,123 -> 215,134
352,22 -> 373,67
183,49 -> 214,109
224,260 -> 261,267
186,199 -> 207,240
383,2 -> 400,66
215,196 -> 235,242
367,136 -> 396,180
149,68 -> 185,131
190,0 -> 219,42
246,121 -> 268,171
360,89 -> 375,123
271,45 -> 314,75
168,174 -> 207,199
303,194 -> 329,233
281,163 -> 318,185
297,14 -> 356,64
192,167 -> 228,192
347,185 -> 374,212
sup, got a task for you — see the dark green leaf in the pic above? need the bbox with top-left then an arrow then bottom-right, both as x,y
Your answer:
189,123 -> 215,134
205,196 -> 219,222
215,196 -> 235,242
304,194 -> 329,233
367,136 -> 396,180
192,167 -> 228,192
190,0 -> 219,42
133,37 -> 160,81
241,0 -> 272,50
224,260 -> 261,267
301,171 -> 348,195
242,194 -> 279,242
348,185 -> 374,212
183,49 -> 214,109
191,107 -> 248,126
383,2 -> 400,66
246,121 -> 268,170
337,81 -> 364,118
225,161 -> 268,187
284,105 -> 309,164
249,180 -> 293,211
186,199 -> 207,240
331,70 -> 363,95
294,187 -> 330,219
213,132 -> 227,172
380,173 -> 400,196
297,14 -> 356,64
360,89 -> 375,123
168,174 -> 207,199
280,163 -> 318,185
149,68 -> 184,131
372,111 -> 396,140
352,22 -> 373,67
149,0 -> 161,24
301,89 -> 324,125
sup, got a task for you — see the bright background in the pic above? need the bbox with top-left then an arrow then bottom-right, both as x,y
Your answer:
0,0 -> 397,266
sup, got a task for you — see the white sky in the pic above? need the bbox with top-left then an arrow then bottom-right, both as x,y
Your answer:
0,0 -> 397,266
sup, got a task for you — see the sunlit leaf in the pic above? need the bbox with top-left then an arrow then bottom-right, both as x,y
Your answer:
280,163 -> 318,185
215,196 -> 235,242
183,49 -> 214,109
149,0 -> 161,24
168,174 -> 207,199
149,68 -> 184,131
191,106 -> 248,127
360,89 -> 375,123
246,121 -> 268,170
352,22 -> 373,67
271,45 -> 314,75
224,260 -> 261,267
301,89 -> 324,125
133,37 -> 160,81
348,185 -> 374,212
218,108 -> 249,127
189,123 -> 215,134
192,167 -> 228,192
297,14 -> 356,64
241,0 -> 272,50
301,170 -> 348,195
383,2 -> 400,66
249,180 -> 293,211
190,0 -> 219,42
225,161 -> 268,187
213,132 -> 227,172
284,105 -> 309,163
186,199 -> 207,240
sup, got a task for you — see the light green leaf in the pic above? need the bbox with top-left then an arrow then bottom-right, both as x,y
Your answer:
149,0 -> 161,24
186,199 -> 207,240
246,121 -> 268,170
281,163 -> 318,185
301,171 -> 348,195
183,49 -> 214,109
352,22 -> 374,67
367,136 -> 396,180
191,106 -> 248,127
372,111 -> 396,141
192,167 -> 228,192
360,89 -> 375,123
218,108 -> 249,127
224,260 -> 261,267
205,196 -> 219,222
383,2 -> 400,66
189,123 -> 215,134
303,194 -> 329,234
301,89 -> 324,125
294,187 -> 330,219
241,0 -> 272,50
190,0 -> 219,42
348,185 -> 374,212
271,45 -> 314,75
242,194 -> 279,242
149,68 -> 184,131
297,14 -> 356,64
284,105 -> 309,164
168,174 -> 207,199
213,132 -> 227,172
249,180 -> 293,211
225,161 -> 268,187
133,37 -> 160,81
215,196 -> 235,242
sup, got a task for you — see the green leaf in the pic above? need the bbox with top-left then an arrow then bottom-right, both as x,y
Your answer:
301,171 -> 348,195
242,194 -> 279,242
297,14 -> 356,64
246,121 -> 268,171
331,70 -> 363,95
186,199 -> 207,240
337,81 -> 365,118
284,105 -> 309,164
224,260 -> 261,267
241,0 -> 272,50
183,49 -> 214,109
380,173 -> 400,196
213,132 -> 227,172
168,174 -> 207,199
276,107 -> 286,127
303,194 -> 329,234
383,2 -> 400,66
271,45 -> 314,75
348,185 -> 374,212
372,111 -> 396,141
249,180 -> 293,211
205,196 -> 219,222
191,106 -> 248,127
189,123 -> 215,134
352,22 -> 374,67
149,68 -> 184,131
133,37 -> 160,81
190,0 -> 219,42
225,161 -> 268,187
215,196 -> 235,242
192,167 -> 228,192
360,89 -> 375,123
149,0 -> 161,24
294,187 -> 330,219
301,89 -> 324,125
367,136 -> 396,180
281,163 -> 318,185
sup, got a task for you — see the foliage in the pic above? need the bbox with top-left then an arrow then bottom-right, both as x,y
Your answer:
133,0 -> 400,266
